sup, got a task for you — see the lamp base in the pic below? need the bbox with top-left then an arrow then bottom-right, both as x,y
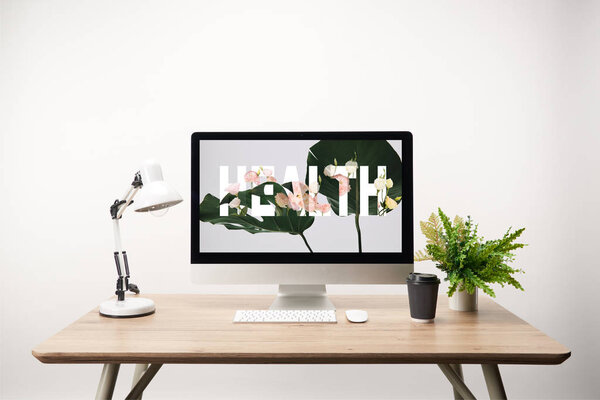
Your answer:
99,297 -> 155,318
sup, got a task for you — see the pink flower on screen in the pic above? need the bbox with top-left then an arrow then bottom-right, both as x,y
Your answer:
262,168 -> 273,177
302,192 -> 310,206
306,195 -> 317,212
292,181 -> 309,194
287,181 -> 310,211
244,170 -> 260,185
316,203 -> 331,214
332,174 -> 351,196
224,182 -> 240,195
267,176 -> 277,183
275,193 -> 289,207
288,194 -> 303,211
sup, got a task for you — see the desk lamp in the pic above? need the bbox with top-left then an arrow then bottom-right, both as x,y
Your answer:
99,160 -> 183,318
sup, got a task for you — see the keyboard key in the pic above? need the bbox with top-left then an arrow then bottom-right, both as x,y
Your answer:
233,310 -> 337,323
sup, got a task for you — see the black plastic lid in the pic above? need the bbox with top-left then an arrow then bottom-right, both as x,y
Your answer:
407,272 -> 440,284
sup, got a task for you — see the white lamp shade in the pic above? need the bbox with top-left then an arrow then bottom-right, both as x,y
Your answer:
133,160 -> 183,212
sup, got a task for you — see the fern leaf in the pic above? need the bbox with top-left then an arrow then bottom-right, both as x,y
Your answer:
415,250 -> 433,262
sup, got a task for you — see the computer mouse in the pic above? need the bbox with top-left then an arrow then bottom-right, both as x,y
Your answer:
345,309 -> 368,323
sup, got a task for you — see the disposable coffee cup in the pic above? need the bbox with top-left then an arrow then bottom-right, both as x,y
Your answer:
406,273 -> 440,323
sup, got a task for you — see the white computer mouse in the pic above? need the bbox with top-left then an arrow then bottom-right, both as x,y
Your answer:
345,309 -> 368,323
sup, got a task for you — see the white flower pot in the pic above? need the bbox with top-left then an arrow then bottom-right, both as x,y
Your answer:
449,287 -> 478,311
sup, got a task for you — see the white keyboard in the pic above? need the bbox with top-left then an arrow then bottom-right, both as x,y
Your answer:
233,309 -> 337,323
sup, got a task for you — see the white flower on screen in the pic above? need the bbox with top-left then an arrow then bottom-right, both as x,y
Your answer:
385,178 -> 393,189
374,177 -> 386,191
345,160 -> 358,175
385,196 -> 398,210
323,164 -> 336,177
309,181 -> 320,194
229,198 -> 241,208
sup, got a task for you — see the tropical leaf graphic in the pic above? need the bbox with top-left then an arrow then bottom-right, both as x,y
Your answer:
305,140 -> 402,216
199,182 -> 315,251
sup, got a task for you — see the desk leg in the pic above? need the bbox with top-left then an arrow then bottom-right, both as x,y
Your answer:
482,364 -> 507,400
95,363 -> 120,400
130,364 -> 149,400
125,364 -> 162,400
438,364 -> 476,400
450,364 -> 464,400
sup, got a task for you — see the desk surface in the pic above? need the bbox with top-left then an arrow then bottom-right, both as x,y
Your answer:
32,294 -> 570,365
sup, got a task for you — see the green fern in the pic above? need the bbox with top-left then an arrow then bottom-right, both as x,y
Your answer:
415,208 -> 526,297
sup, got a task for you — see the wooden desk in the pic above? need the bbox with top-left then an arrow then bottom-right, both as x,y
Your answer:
33,294 -> 570,399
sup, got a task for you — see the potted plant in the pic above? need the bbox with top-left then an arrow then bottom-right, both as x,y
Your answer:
415,208 -> 526,311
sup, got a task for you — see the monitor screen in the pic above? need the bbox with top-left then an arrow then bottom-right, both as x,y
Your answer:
191,132 -> 413,264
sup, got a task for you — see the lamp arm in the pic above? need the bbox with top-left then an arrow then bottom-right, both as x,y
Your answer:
109,173 -> 143,301
110,172 -> 143,219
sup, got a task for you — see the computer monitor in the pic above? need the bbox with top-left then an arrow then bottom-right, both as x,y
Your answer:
191,132 -> 413,309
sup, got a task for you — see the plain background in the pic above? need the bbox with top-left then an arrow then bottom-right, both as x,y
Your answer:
198,139 -> 403,252
1,0 -> 599,399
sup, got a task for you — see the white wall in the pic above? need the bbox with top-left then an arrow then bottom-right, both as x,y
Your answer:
1,0 -> 599,399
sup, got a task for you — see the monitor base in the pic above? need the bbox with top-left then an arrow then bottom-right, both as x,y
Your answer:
269,284 -> 335,310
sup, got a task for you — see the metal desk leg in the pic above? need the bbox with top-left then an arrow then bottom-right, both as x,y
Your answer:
450,364 -> 464,400
438,364 -> 476,400
125,364 -> 162,400
130,364 -> 149,400
482,364 -> 507,400
95,363 -> 120,400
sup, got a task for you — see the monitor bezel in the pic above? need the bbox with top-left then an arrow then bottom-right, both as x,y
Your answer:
191,131 -> 413,264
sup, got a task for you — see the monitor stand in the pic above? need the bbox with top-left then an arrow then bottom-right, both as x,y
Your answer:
269,284 -> 335,310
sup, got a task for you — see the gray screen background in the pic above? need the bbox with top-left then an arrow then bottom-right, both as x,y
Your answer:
199,140 -> 402,253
